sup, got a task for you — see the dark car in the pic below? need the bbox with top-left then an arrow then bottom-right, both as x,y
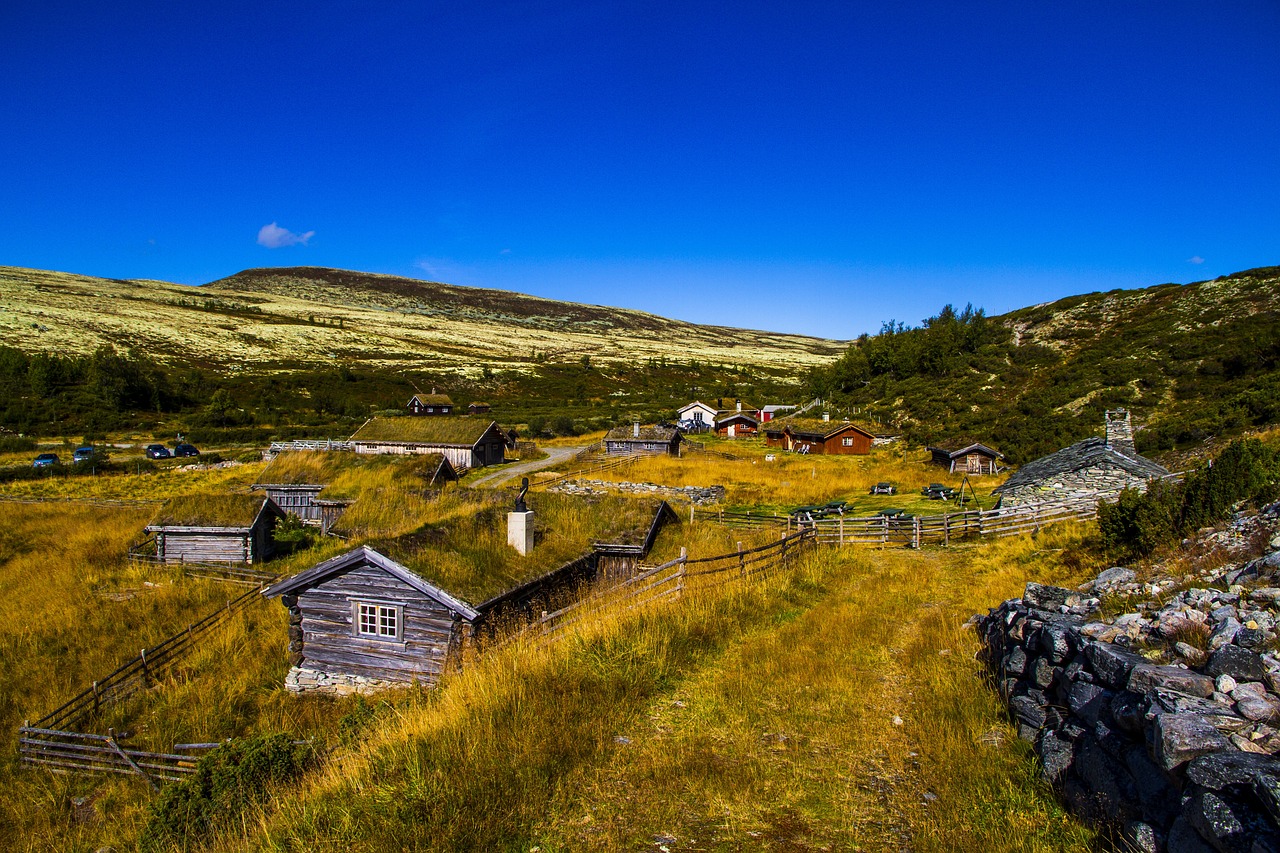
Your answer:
145,444 -> 171,459
869,482 -> 896,495
173,443 -> 200,457
32,452 -> 60,468
72,446 -> 96,464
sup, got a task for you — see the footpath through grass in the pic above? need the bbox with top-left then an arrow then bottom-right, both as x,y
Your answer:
192,525 -> 1100,853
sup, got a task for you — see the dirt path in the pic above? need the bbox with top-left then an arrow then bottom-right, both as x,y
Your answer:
468,443 -> 590,488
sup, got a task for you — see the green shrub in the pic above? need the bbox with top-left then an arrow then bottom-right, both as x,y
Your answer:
141,734 -> 316,850
1098,481 -> 1178,559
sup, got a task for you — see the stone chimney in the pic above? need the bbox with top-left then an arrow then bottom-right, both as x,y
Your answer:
633,421 -> 640,438
1105,409 -> 1135,455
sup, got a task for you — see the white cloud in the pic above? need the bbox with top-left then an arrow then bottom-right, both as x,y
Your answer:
257,222 -> 315,249
1187,255 -> 1205,264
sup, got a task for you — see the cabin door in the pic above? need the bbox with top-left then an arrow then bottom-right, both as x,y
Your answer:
966,454 -> 982,474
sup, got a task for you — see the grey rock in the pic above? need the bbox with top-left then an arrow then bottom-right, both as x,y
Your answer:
1075,734 -> 1138,822
1236,626 -> 1267,650
1125,743 -> 1181,825
1086,642 -> 1148,689
1024,582 -> 1081,610
1216,674 -> 1239,694
1111,691 -> 1149,735
1235,694 -> 1280,723
1004,646 -> 1028,677
1232,681 -> 1269,701
1010,694 -> 1047,731
1123,820 -> 1160,853
1167,815 -> 1217,853
1067,681 -> 1110,727
1153,713 -> 1232,771
1186,789 -> 1250,853
1037,728 -> 1075,784
1187,750 -> 1280,792
1210,617 -> 1243,651
1207,645 -> 1268,682
1030,656 -> 1056,689
1129,663 -> 1216,699
1039,621 -> 1075,663
1094,566 -> 1138,588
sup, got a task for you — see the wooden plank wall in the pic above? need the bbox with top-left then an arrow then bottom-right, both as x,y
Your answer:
296,563 -> 459,685
159,532 -> 254,564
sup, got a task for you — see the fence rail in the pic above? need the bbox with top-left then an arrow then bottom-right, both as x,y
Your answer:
267,439 -> 354,454
17,726 -> 200,787
695,490 -> 1126,547
27,585 -> 266,735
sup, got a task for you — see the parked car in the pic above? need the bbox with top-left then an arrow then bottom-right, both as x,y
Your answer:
869,482 -> 896,495
72,446 -> 96,463
32,453 -> 60,468
173,443 -> 200,457
145,444 -> 171,459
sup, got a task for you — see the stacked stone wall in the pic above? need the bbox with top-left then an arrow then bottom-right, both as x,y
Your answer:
977,506 -> 1280,851
999,461 -> 1153,506
548,478 -> 725,505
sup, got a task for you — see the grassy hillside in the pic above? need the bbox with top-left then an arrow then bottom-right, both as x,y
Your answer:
808,266 -> 1280,463
0,265 -> 839,441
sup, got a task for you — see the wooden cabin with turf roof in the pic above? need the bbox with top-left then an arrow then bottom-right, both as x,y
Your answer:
145,493 -> 286,565
926,440 -> 1005,475
349,416 -> 507,469
604,422 -> 682,456
406,390 -> 454,416
263,495 -> 679,694
762,416 -> 875,455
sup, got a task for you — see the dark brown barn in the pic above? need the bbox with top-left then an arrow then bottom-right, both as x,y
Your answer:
927,441 -> 1005,475
762,417 -> 874,455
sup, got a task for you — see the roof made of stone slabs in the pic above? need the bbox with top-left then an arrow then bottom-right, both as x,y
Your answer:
993,437 -> 1170,494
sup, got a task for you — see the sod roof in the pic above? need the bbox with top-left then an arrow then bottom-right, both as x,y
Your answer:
764,417 -> 875,438
409,393 -> 454,407
605,424 -> 680,443
148,493 -> 274,529
350,416 -> 500,446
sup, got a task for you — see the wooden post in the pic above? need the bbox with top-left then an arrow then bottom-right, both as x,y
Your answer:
92,680 -> 100,715
140,648 -> 149,683
913,516 -> 921,549
839,515 -> 845,546
677,547 -> 687,597
943,513 -> 950,547
690,505 -> 695,525
738,541 -> 745,578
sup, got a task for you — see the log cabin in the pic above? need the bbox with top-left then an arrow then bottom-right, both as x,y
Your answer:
762,417 -> 874,455
262,498 -> 679,694
927,441 -> 1005,475
407,390 -> 454,416
604,423 -> 682,456
145,493 -> 286,564
715,411 -> 759,438
350,417 -> 507,468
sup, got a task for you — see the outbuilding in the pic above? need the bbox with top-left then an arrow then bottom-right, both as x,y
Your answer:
350,417 -> 507,469
762,417 -> 875,455
927,441 -> 1005,475
407,390 -> 454,416
715,411 -> 759,438
145,493 -> 286,565
604,423 -> 682,456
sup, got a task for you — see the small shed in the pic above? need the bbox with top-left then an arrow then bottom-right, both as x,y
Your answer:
927,441 -> 1005,475
605,423 -> 682,456
145,494 -> 286,564
350,417 -> 507,468
762,417 -> 874,455
993,409 -> 1171,505
760,404 -> 796,422
407,390 -> 454,416
715,412 -> 759,438
468,402 -> 492,415
252,483 -> 325,522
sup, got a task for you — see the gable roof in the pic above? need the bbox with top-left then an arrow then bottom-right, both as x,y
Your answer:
715,412 -> 759,427
261,545 -> 480,620
993,437 -> 1170,494
763,417 -> 875,440
351,417 -> 502,447
146,493 -> 281,531
605,424 -> 681,443
408,393 -> 454,407
927,441 -> 1005,460
678,401 -> 718,415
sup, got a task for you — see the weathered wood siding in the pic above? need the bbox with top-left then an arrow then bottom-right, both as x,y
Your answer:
260,486 -> 324,521
352,441 -> 504,468
157,531 -> 257,564
296,563 -> 461,685
605,439 -> 678,456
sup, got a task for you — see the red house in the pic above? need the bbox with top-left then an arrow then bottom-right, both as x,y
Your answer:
762,417 -> 874,455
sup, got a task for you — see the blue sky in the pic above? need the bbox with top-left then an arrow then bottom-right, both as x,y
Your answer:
2,2 -> 1278,339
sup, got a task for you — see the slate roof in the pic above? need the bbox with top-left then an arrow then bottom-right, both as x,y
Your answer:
351,417 -> 502,446
605,424 -> 681,443
993,437 -> 1170,494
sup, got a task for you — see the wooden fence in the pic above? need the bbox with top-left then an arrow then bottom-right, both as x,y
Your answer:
532,448 -> 645,488
536,528 -> 816,638
695,491 -> 1115,547
267,439 -> 354,454
128,537 -> 279,586
17,727 -> 203,787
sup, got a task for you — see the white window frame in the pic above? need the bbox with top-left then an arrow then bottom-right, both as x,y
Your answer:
842,437 -> 854,446
351,600 -> 403,642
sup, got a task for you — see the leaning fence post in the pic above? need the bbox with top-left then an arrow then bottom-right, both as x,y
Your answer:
140,648 -> 149,683
677,547 -> 687,597
738,541 -> 745,578
92,680 -> 101,714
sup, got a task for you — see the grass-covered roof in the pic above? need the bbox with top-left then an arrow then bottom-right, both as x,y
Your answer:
360,492 -> 668,604
148,493 -> 272,528
351,416 -> 499,446
766,417 -> 875,438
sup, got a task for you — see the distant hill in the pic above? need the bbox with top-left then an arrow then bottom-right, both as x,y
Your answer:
0,265 -> 842,372
809,267 -> 1280,463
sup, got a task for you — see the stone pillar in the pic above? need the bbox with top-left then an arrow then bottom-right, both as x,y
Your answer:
1105,408 -> 1135,454
508,510 -> 534,556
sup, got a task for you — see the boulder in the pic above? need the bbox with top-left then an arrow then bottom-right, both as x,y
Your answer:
1086,642 -> 1148,689
1128,664 -> 1216,699
1152,714 -> 1232,771
1024,582 -> 1081,611
1206,645 -> 1268,682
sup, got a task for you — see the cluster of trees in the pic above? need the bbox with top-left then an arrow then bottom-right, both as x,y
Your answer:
1098,439 -> 1280,559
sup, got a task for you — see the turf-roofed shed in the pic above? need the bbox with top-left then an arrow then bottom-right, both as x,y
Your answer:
349,416 -> 507,469
262,494 -> 679,694
145,493 -> 286,564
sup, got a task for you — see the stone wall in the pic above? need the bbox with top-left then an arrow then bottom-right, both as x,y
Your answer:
284,666 -> 407,696
548,478 -> 725,505
976,505 -> 1280,851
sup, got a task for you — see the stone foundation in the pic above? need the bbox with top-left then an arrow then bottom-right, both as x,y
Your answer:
548,478 -> 725,505
285,666 -> 410,696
